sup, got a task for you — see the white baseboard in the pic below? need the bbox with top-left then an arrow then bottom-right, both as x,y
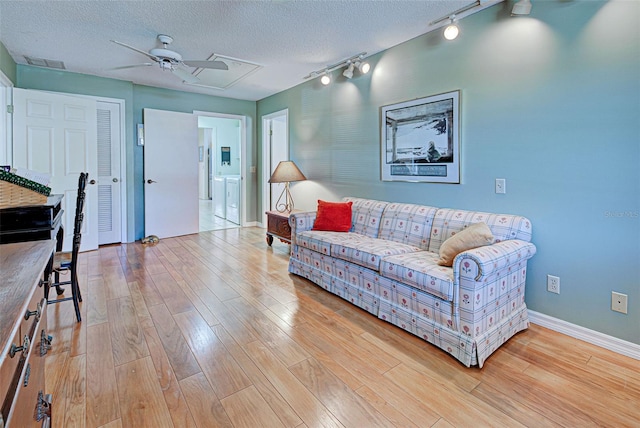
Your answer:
528,310 -> 640,360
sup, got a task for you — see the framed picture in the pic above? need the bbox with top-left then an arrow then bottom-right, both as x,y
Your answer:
381,90 -> 460,183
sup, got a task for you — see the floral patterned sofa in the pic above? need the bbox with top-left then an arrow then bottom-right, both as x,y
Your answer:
288,197 -> 536,367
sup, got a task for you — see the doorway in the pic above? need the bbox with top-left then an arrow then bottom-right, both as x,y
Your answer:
196,112 -> 245,232
262,109 -> 289,226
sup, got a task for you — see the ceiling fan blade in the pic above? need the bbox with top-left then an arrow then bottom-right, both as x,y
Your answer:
111,40 -> 159,62
110,63 -> 154,70
172,67 -> 200,84
183,60 -> 229,71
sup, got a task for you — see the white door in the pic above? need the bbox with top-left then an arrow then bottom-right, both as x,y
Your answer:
96,101 -> 121,245
143,108 -> 198,238
13,88 -> 98,251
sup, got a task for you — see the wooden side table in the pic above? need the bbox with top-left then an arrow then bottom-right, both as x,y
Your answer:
266,210 -> 295,246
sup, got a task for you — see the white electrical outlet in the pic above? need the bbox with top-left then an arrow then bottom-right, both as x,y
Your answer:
547,275 -> 560,294
495,178 -> 506,194
611,291 -> 628,314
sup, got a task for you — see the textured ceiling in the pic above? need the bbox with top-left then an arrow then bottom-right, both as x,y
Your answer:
0,0 -> 499,101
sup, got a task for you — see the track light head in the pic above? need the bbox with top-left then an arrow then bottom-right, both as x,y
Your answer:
512,0 -> 532,16
443,16 -> 459,41
356,60 -> 370,74
342,63 -> 355,79
320,73 -> 331,85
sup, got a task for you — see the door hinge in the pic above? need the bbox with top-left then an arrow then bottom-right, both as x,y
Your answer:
6,105 -> 14,114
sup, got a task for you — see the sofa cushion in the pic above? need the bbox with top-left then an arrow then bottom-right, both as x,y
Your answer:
312,200 -> 353,232
378,202 -> 438,250
437,222 -> 495,267
428,208 -> 533,254
331,235 -> 422,271
380,251 -> 455,301
343,197 -> 388,238
296,230 -> 349,255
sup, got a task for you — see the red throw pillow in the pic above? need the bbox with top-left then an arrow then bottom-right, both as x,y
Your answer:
312,200 -> 353,232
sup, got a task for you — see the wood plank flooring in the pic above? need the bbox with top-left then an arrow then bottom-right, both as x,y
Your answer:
45,227 -> 640,427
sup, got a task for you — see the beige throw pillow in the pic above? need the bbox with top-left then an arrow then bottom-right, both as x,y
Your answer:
437,222 -> 495,267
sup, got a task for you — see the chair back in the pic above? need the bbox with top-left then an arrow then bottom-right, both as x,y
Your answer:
73,173 -> 88,235
70,232 -> 82,267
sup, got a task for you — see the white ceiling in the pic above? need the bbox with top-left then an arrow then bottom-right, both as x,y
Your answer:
0,0 -> 499,101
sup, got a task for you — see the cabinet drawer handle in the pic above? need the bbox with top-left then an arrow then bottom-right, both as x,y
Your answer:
36,391 -> 52,422
24,363 -> 31,387
25,301 -> 43,322
40,329 -> 53,357
9,335 -> 30,358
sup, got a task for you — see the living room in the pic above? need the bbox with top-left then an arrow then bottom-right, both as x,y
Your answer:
0,0 -> 638,427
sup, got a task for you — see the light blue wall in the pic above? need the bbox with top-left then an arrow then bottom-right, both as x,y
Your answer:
16,67 -> 257,240
257,0 -> 640,344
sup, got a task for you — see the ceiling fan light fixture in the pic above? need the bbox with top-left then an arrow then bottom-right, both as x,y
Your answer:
110,35 -> 229,84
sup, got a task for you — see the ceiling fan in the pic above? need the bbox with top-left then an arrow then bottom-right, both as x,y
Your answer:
110,34 -> 228,84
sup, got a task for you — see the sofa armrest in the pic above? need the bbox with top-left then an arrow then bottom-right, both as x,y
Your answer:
453,239 -> 537,281
289,211 -> 317,246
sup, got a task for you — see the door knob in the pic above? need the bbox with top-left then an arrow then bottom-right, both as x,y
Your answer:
147,179 -> 157,184
89,179 -> 96,185
113,178 -> 119,183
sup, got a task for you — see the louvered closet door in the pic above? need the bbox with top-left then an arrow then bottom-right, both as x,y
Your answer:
96,101 -> 121,245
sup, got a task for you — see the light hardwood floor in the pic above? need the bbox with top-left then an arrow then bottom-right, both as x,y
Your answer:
45,227 -> 639,428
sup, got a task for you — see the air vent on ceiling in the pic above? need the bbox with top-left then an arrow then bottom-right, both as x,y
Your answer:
24,56 -> 66,70
186,54 -> 261,90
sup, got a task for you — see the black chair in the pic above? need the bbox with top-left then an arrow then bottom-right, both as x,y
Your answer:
46,172 -> 87,322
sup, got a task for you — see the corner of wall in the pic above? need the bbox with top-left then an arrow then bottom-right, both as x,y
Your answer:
0,41 -> 17,84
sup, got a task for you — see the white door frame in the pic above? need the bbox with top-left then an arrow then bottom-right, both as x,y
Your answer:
194,110 -> 248,226
0,71 -> 13,166
261,109 -> 289,227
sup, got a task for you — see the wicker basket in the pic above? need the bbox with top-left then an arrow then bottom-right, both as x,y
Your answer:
0,180 -> 48,208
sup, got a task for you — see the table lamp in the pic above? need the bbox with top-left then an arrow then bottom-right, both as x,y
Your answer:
268,160 -> 307,213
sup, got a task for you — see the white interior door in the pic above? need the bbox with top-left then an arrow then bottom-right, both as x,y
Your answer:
143,108 -> 198,238
13,88 -> 98,251
96,101 -> 121,245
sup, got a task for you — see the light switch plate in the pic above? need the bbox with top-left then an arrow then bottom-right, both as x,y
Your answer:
495,178 -> 506,194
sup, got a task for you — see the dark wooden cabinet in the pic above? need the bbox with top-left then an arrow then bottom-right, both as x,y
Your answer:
265,210 -> 294,246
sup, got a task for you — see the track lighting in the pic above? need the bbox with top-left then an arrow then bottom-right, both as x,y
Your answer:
443,16 -> 459,41
429,0 -> 487,41
512,0 -> 532,16
342,62 -> 355,79
355,60 -> 370,74
304,52 -> 370,85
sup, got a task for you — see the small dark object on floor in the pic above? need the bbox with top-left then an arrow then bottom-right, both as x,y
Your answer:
141,235 -> 160,245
